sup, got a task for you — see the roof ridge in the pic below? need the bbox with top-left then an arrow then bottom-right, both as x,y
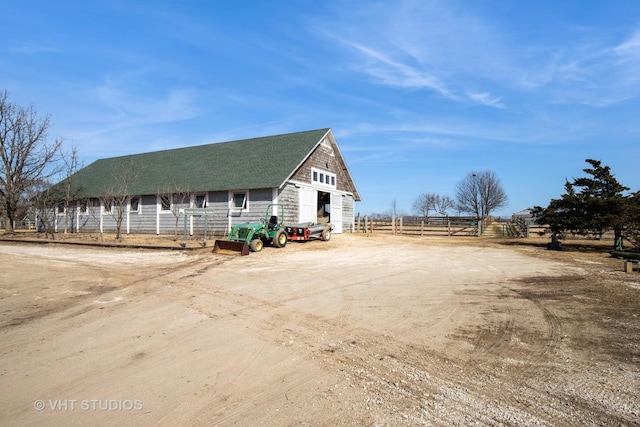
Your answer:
97,128 -> 331,161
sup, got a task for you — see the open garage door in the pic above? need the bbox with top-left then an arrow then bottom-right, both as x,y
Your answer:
299,187 -> 316,223
331,193 -> 342,233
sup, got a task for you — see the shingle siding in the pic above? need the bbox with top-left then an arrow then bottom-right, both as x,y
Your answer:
341,195 -> 355,232
278,183 -> 299,222
289,135 -> 358,197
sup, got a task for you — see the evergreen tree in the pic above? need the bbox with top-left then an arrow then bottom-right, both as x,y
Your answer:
533,159 -> 633,247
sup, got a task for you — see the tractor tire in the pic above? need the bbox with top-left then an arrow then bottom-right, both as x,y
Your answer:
250,239 -> 263,252
274,229 -> 288,248
321,228 -> 331,241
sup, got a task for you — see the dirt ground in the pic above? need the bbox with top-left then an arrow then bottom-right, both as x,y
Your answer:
0,233 -> 638,426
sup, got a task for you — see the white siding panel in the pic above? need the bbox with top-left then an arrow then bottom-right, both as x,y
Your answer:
299,187 -> 316,223
331,193 -> 343,233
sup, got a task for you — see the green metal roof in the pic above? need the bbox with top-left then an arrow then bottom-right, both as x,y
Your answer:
69,128 -> 331,198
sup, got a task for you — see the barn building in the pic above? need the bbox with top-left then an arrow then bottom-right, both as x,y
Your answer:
51,128 -> 361,235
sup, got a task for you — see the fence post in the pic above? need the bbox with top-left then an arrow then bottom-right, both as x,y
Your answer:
392,215 -> 396,234
447,218 -> 451,236
421,220 -> 424,236
399,216 -> 403,234
364,215 -> 368,233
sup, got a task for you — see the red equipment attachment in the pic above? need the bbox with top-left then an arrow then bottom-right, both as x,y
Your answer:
285,223 -> 332,242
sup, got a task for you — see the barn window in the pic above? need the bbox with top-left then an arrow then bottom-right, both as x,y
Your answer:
130,197 -> 140,213
160,195 -> 172,211
231,192 -> 247,210
78,200 -> 88,214
311,167 -> 336,189
195,194 -> 207,208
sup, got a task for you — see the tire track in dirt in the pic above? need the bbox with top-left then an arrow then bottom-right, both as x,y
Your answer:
174,262 -> 409,329
440,281 -> 576,424
165,342 -> 328,426
459,285 -> 565,374
171,275 -> 557,425
148,268 -> 343,424
1,250 -> 206,330
101,254 -> 637,425
453,279 -> 636,426
197,367 -> 322,425
166,275 -> 449,422
511,284 -> 639,426
166,260 -> 579,424
469,304 -> 516,360
516,289 -> 564,366
381,285 -> 465,345
335,284 -> 354,327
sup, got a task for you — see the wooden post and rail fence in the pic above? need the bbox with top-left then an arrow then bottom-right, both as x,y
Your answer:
353,215 -> 549,238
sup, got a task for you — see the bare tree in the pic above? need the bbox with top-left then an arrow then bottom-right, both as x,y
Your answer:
100,159 -> 141,240
157,184 -> 192,240
391,198 -> 398,218
434,195 -> 455,216
413,193 -> 456,220
413,193 -> 438,219
61,146 -> 83,234
100,192 -> 128,240
455,171 -> 508,219
24,178 -> 58,239
0,90 -> 62,234
388,198 -> 406,218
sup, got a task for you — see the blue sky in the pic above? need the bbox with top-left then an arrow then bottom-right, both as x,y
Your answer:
2,1 -> 640,217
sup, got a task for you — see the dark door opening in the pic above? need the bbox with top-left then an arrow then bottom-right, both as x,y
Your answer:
317,191 -> 330,223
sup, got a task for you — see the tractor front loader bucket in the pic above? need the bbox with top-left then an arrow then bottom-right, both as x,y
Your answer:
213,240 -> 250,256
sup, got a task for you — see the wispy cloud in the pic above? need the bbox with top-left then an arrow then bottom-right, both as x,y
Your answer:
615,28 -> 640,53
313,0 -> 507,108
90,76 -> 202,126
466,92 -> 505,109
337,39 -> 456,99
316,1 -> 640,110
609,28 -> 640,97
8,41 -> 58,54
520,26 -> 640,107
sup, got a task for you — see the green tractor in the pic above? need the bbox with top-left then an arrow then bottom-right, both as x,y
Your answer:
213,204 -> 288,255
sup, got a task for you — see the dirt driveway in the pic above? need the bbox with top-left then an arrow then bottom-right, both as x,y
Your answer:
0,234 -> 638,426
